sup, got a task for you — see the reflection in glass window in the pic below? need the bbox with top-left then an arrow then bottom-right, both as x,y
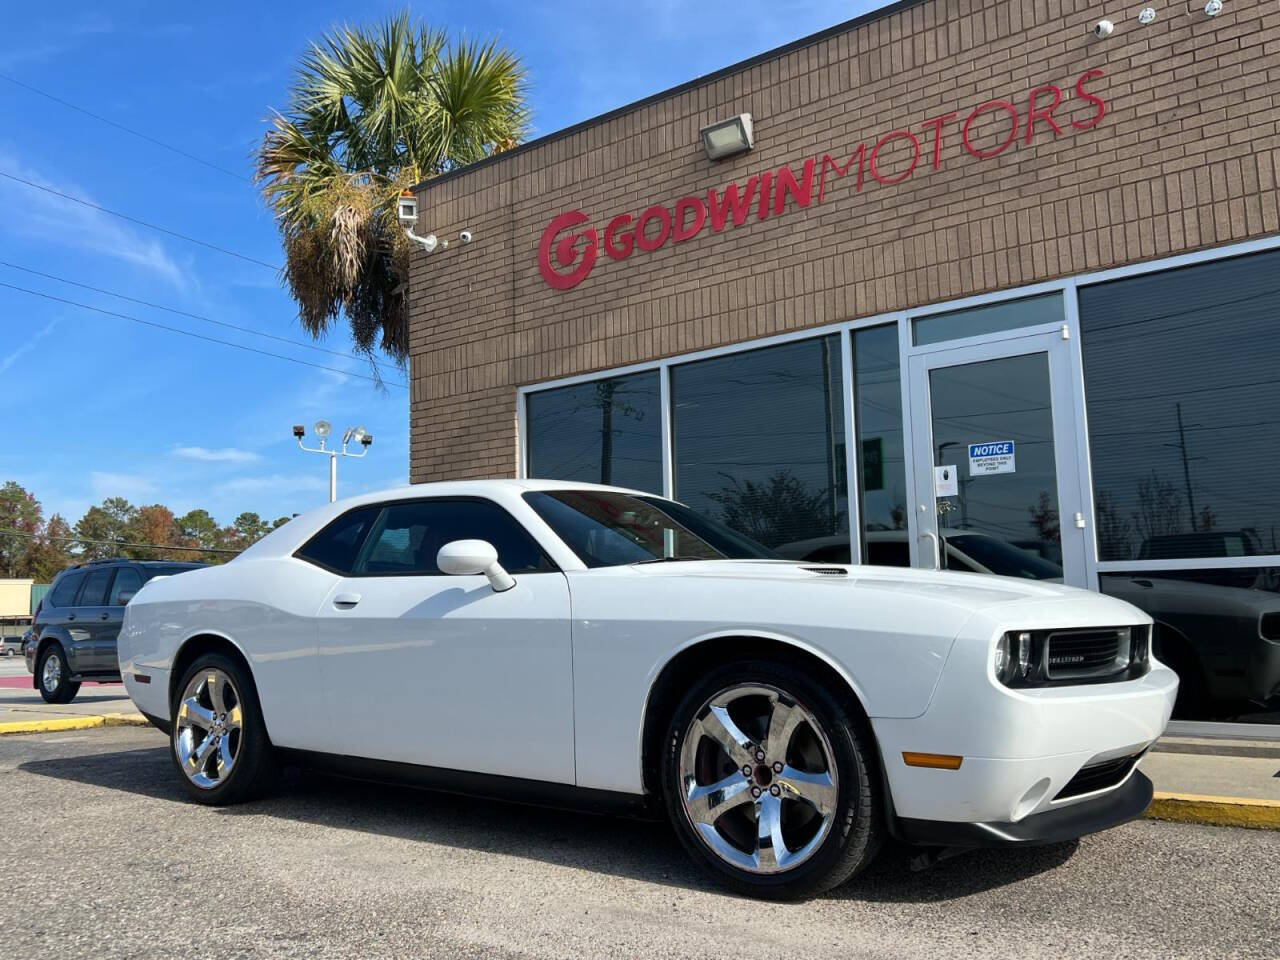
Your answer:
671,336 -> 848,552
853,325 -> 907,565
526,370 -> 662,494
913,293 -> 1063,346
1080,251 -> 1280,563
1100,567 -> 1280,725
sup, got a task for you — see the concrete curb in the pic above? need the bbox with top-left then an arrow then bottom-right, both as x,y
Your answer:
1147,791 -> 1280,830
0,713 -> 150,736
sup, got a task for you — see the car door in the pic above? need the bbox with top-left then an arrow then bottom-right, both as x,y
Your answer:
72,568 -> 116,674
104,567 -> 143,670
313,497 -> 575,783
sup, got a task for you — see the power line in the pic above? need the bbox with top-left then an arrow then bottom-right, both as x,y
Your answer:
0,259 -> 395,370
0,72 -> 252,183
0,280 -> 407,389
0,170 -> 279,271
0,527 -> 241,555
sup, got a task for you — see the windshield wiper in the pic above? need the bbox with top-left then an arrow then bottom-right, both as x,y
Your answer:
635,555 -> 713,564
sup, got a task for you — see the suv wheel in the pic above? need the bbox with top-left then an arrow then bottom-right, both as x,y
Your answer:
37,643 -> 81,704
171,653 -> 277,805
661,659 -> 883,900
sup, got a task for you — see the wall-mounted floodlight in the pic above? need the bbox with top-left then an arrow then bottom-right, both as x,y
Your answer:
397,189 -> 448,253
700,113 -> 754,161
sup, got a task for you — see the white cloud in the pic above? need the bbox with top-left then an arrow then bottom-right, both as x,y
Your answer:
0,317 -> 58,375
0,150 -> 185,288
215,473 -> 328,496
172,445 -> 261,464
89,471 -> 156,502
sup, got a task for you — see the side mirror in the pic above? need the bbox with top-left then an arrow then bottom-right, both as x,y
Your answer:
436,540 -> 516,593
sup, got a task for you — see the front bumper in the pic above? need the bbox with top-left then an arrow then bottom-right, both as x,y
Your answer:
897,771 -> 1154,848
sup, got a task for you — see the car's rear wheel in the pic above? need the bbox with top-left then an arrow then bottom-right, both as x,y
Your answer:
171,653 -> 277,805
37,643 -> 80,704
661,659 -> 882,900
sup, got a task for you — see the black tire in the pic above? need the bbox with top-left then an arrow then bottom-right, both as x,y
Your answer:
660,658 -> 883,900
36,643 -> 81,704
170,652 -> 277,805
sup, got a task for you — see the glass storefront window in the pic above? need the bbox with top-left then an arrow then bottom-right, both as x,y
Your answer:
1100,567 -> 1280,724
525,370 -> 662,494
852,325 -> 908,566
912,293 -> 1063,346
1080,250 -> 1280,563
671,335 -> 848,553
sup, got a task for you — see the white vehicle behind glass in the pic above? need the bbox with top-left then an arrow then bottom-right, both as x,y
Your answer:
119,480 -> 1177,899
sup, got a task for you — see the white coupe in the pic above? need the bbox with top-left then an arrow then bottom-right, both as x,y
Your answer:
120,480 -> 1177,899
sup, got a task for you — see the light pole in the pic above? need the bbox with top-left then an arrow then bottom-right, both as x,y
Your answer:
293,420 -> 373,502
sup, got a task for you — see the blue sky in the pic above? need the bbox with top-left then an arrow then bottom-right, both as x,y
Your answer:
0,0 -> 880,528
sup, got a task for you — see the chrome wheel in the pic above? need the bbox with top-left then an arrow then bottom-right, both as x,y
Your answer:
175,668 -> 243,790
41,651 -> 61,692
678,683 -> 839,874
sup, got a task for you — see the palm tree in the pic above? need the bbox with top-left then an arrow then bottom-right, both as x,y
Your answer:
256,12 -> 528,369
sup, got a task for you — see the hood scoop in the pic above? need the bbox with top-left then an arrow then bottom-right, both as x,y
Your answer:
800,566 -> 849,576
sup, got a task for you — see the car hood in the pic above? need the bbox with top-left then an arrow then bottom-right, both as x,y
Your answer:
628,559 -> 1121,614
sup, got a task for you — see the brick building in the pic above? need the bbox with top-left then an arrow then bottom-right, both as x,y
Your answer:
405,0 -> 1280,723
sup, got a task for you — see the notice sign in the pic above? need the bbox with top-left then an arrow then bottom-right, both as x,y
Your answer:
934,464 -> 958,497
968,441 -> 1016,476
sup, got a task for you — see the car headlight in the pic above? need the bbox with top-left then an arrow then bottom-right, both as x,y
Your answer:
994,631 -> 1032,685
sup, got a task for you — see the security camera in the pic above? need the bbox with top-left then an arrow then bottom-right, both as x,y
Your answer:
397,193 -> 418,226
292,424 -> 305,439
459,230 -> 473,244
1204,0 -> 1223,15
360,433 -> 373,448
1093,19 -> 1114,37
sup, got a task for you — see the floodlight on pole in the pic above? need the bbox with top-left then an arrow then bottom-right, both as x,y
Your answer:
293,420 -> 374,502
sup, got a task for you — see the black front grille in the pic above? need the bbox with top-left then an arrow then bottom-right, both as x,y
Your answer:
1055,754 -> 1140,800
1044,628 -> 1129,680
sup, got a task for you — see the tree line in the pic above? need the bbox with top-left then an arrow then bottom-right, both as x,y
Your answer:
0,480 -> 290,580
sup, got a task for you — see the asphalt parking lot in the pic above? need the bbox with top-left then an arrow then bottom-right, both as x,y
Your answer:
1,727 -> 1276,960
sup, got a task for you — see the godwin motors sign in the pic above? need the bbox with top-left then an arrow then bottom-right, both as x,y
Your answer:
538,69 -> 1107,291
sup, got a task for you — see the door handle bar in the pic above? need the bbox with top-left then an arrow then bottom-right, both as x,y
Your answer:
332,593 -> 362,608
919,530 -> 940,570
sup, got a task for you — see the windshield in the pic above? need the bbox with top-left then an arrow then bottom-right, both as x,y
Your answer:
945,534 -> 1064,580
524,490 -> 777,568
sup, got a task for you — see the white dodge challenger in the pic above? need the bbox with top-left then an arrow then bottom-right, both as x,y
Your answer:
119,480 -> 1177,899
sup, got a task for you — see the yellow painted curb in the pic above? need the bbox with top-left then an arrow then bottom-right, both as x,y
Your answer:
0,713 -> 149,736
1147,791 -> 1280,830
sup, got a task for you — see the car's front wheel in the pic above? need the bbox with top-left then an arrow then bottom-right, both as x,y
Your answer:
171,653 -> 277,805
37,643 -> 80,704
661,659 -> 883,900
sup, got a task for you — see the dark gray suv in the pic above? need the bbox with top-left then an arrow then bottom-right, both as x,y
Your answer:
25,559 -> 203,703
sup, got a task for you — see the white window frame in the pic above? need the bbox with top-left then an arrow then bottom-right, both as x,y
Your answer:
515,233 -> 1280,576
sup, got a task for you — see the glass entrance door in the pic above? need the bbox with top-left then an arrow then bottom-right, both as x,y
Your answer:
907,332 -> 1088,586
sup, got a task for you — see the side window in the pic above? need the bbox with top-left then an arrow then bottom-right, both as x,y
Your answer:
49,572 -> 85,608
109,568 -> 144,605
79,569 -> 114,607
355,499 -> 554,576
295,506 -> 381,574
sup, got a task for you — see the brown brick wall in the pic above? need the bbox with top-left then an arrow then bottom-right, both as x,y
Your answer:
408,0 -> 1280,483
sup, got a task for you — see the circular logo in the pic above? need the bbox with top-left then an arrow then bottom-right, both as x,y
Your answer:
538,211 -> 598,290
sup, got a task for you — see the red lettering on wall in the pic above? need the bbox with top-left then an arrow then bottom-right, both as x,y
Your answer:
673,197 -> 707,242
635,206 -> 672,251
535,68 -> 1111,290
869,130 -> 921,185
773,158 -> 816,215
817,145 -> 866,203
1024,84 -> 1064,143
1072,68 -> 1107,130
707,178 -> 758,231
603,214 -> 634,260
962,100 -> 1019,159
920,112 -> 956,170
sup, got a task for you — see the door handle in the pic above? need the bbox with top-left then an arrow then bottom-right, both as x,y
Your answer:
99,613 -> 109,621
919,531 -> 940,570
67,614 -> 76,621
332,593 -> 362,608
